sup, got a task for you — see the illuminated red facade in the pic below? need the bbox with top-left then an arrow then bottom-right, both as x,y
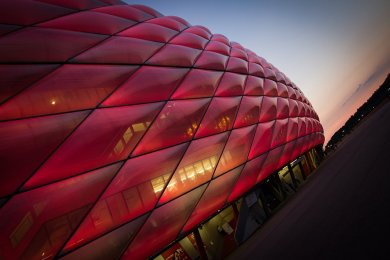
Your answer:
0,0 -> 324,259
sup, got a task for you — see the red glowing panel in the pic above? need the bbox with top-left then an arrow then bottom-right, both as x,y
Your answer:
133,99 -> 210,155
205,40 -> 230,55
102,66 -> 189,107
121,185 -> 207,260
184,26 -> 211,39
147,16 -> 187,31
215,72 -> 246,96
259,96 -> 277,122
276,97 -> 290,119
256,146 -> 285,183
287,117 -> 299,142
263,79 -> 278,96
170,32 -> 209,49
94,5 -> 154,22
119,22 -> 178,43
228,154 -> 267,202
278,140 -> 297,169
24,103 -> 163,188
244,75 -> 264,96
172,69 -> 223,99
248,121 -> 275,160
146,44 -> 202,67
214,125 -> 256,176
230,48 -> 248,60
0,64 -> 138,120
234,96 -> 261,128
226,57 -> 248,74
0,111 -> 88,197
248,62 -> 265,77
271,119 -> 288,149
0,164 -> 119,260
195,97 -> 241,138
289,99 -> 299,117
72,36 -> 164,64
63,144 -> 187,251
182,166 -> 241,232
158,133 -> 228,204
194,51 -> 229,70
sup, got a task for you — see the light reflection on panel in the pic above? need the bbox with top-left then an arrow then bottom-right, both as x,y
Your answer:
158,133 -> 228,204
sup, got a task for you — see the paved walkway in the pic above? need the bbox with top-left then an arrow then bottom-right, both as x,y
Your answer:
228,101 -> 390,260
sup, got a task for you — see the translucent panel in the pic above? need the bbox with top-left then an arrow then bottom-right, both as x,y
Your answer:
291,137 -> 304,160
226,57 -> 248,74
215,72 -> 246,97
61,215 -> 147,260
211,34 -> 230,45
263,79 -> 278,96
0,164 -> 119,260
234,96 -> 261,128
244,76 -> 264,96
287,117 -> 299,142
278,140 -> 297,169
205,41 -> 230,55
230,48 -> 248,60
256,146 -> 284,183
195,97 -> 241,138
159,133 -> 228,204
264,67 -> 277,80
276,72 -> 286,84
38,11 -> 135,35
0,0 -> 74,25
289,99 -> 299,117
63,144 -> 187,252
0,65 -> 137,120
298,117 -> 307,137
182,167 -> 241,232
169,32 -> 208,49
172,69 -> 223,99
102,66 -> 189,107
147,17 -> 187,31
277,83 -> 289,98
133,99 -> 210,156
248,62 -> 265,77
276,97 -> 290,119
288,87 -> 297,99
0,111 -> 88,197
0,64 -> 58,104
194,51 -> 229,70
271,119 -> 289,149
0,27 -> 107,62
259,96 -> 277,122
228,154 -> 267,202
184,26 -> 211,40
24,103 -> 163,189
119,23 -> 178,43
94,5 -> 154,22
122,185 -> 207,260
214,125 -> 256,176
147,44 -> 202,67
248,121 -> 275,160
72,36 -> 163,64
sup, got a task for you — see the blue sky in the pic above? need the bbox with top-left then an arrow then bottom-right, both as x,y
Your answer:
126,0 -> 390,142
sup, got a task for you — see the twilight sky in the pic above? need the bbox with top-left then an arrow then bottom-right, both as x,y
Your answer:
126,0 -> 390,143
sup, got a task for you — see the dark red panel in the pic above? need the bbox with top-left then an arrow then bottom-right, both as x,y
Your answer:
182,166 -> 241,232
271,118 -> 289,148
0,163 -> 119,260
215,72 -> 246,96
289,99 -> 299,117
234,96 -> 261,128
214,125 -> 256,176
121,185 -> 207,260
226,57 -> 248,74
72,36 -> 163,64
0,64 -> 58,104
38,11 -> 135,35
248,121 -> 275,160
61,215 -> 148,260
119,23 -> 178,43
248,62 -> 265,77
287,117 -> 299,142
24,103 -> 163,189
0,65 -> 137,120
102,66 -> 189,107
0,24 -> 21,36
263,79 -> 278,96
94,5 -> 154,22
194,51 -> 229,70
158,133 -> 228,204
131,4 -> 163,18
146,44 -> 202,67
256,146 -> 284,183
133,99 -> 210,156
0,27 -> 107,62
0,0 -> 74,25
37,0 -> 106,10
147,17 -> 187,31
259,96 -> 277,122
277,83 -> 289,98
195,97 -> 241,138
0,111 -> 88,197
276,97 -> 290,119
244,76 -> 264,96
228,154 -> 267,202
172,69 -> 223,99
63,144 -> 187,252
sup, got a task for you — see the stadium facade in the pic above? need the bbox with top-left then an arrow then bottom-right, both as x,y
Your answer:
0,0 -> 324,259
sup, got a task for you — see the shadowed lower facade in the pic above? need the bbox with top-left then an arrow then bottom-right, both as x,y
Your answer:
0,1 -> 324,259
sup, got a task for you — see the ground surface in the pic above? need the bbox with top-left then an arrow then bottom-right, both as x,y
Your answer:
228,100 -> 390,260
